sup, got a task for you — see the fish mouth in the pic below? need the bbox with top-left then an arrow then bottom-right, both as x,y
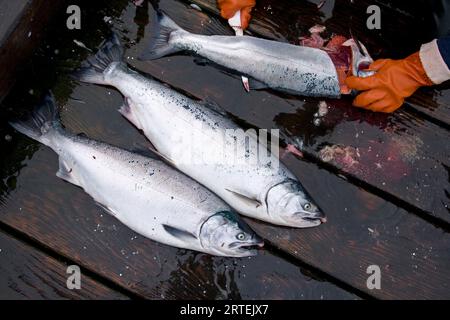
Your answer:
297,215 -> 327,227
230,241 -> 264,257
304,216 -> 327,223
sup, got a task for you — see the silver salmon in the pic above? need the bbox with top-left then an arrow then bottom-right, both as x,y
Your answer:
139,12 -> 372,98
10,95 -> 263,257
75,34 -> 326,228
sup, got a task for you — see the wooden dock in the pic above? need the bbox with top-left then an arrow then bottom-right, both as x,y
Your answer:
0,0 -> 449,299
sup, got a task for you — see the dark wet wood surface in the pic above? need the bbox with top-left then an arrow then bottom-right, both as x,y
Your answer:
0,0 -> 64,103
0,0 -> 449,300
192,0 -> 450,126
189,0 -> 450,225
0,230 -> 128,299
0,146 -> 356,299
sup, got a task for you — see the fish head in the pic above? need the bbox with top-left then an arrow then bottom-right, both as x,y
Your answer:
200,211 -> 264,257
342,39 -> 376,78
266,179 -> 326,228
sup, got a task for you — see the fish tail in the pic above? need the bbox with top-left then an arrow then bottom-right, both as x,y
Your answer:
9,93 -> 63,146
139,11 -> 185,60
73,33 -> 124,85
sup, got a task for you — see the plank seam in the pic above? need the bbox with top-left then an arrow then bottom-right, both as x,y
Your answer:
404,103 -> 450,131
185,0 -> 449,127
299,153 -> 450,232
181,0 -> 450,228
0,220 -> 144,300
262,241 -> 375,300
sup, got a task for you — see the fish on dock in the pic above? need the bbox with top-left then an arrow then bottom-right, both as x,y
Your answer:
10,94 -> 263,257
75,33 -> 326,228
139,11 -> 374,98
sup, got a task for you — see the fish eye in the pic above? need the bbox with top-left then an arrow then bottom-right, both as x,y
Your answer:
303,203 -> 312,211
236,233 -> 245,241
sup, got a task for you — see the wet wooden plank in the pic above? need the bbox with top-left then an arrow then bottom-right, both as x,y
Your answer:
133,53 -> 450,299
0,0 -> 64,103
105,0 -> 450,299
189,0 -> 450,125
0,146 -> 356,300
0,0 -> 358,300
177,0 -> 450,224
408,88 -> 450,127
1,0 -> 448,300
0,230 -> 128,299
247,154 -> 450,300
0,1 -> 29,44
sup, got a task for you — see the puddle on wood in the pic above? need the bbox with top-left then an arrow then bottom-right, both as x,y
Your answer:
0,0 -> 448,299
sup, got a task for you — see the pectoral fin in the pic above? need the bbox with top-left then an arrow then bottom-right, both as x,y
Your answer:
146,145 -> 177,167
163,224 -> 198,241
247,78 -> 269,90
95,202 -> 118,217
225,188 -> 262,208
56,158 -> 78,186
194,58 -> 210,66
118,97 -> 143,130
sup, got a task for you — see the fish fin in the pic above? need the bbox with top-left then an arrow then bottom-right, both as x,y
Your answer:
225,188 -> 262,208
131,141 -> 158,159
130,135 -> 170,162
139,11 -> 185,60
118,97 -> 143,130
215,68 -> 268,91
9,92 -> 62,146
200,14 -> 235,36
202,97 -> 227,116
193,58 -> 210,66
162,224 -> 198,241
56,158 -> 79,186
247,78 -> 269,90
95,202 -> 117,217
76,132 -> 88,138
241,76 -> 250,92
73,33 -> 124,85
146,144 -> 177,167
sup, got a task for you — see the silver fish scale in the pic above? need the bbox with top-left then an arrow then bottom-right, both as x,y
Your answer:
51,132 -> 230,250
171,32 -> 341,97
108,67 -> 297,222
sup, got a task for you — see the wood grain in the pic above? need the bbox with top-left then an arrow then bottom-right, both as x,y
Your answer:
247,154 -> 450,300
1,0 -> 358,301
1,0 -> 449,300
157,0 -> 450,224
108,0 -> 450,299
188,0 -> 450,126
0,144 -> 356,300
0,230 -> 128,299
0,0 -> 64,103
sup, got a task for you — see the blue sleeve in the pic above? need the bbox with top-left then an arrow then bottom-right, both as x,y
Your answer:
437,36 -> 450,69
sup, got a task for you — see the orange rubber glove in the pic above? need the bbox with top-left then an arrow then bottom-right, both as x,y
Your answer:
217,0 -> 256,29
345,52 -> 434,113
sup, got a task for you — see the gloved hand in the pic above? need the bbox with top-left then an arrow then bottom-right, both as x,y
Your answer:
217,0 -> 256,29
345,52 -> 434,113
